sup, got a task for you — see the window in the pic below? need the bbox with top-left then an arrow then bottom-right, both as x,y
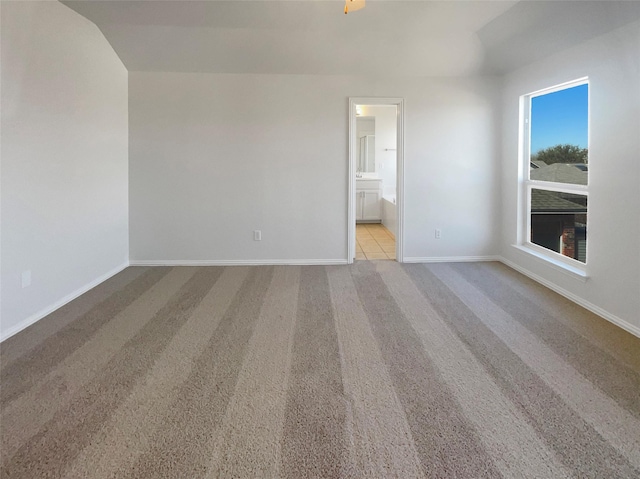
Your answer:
521,79 -> 589,267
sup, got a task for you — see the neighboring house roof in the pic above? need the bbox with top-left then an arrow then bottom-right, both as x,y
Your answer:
531,189 -> 587,214
530,163 -> 588,185
530,160 -> 548,169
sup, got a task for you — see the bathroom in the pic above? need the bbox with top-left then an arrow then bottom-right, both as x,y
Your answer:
355,104 -> 398,260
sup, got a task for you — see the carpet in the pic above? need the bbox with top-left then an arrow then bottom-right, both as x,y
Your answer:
1,261 -> 639,478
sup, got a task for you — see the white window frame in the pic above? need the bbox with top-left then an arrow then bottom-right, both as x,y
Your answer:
518,78 -> 589,279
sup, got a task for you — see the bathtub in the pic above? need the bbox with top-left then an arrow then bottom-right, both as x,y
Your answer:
382,195 -> 397,238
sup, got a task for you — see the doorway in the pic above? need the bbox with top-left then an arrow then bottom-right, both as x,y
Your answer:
348,98 -> 404,263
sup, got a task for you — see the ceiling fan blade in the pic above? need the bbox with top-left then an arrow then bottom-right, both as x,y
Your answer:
344,0 -> 365,14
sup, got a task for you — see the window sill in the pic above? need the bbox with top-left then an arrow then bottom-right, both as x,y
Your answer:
511,244 -> 588,282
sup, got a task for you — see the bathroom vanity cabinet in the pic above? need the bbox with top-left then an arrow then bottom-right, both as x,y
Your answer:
355,178 -> 382,222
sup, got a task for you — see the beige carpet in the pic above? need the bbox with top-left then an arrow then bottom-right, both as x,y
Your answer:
1,262 -> 639,478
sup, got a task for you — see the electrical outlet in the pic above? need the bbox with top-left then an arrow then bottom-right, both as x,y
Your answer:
435,229 -> 441,239
254,230 -> 262,241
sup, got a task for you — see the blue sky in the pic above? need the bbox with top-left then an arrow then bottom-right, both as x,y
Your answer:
530,83 -> 588,154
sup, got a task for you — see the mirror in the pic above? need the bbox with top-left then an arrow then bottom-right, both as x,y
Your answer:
359,135 -> 375,173
356,116 -> 376,173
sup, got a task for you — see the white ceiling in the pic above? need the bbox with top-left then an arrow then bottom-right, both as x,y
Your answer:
477,0 -> 640,73
61,0 -> 640,76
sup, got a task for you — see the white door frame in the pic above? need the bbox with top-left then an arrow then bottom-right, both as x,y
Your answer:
348,97 -> 405,263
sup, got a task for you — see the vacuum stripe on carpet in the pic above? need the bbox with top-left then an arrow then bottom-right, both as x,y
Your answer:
351,261 -> 502,478
61,266 -> 251,479
407,263 -> 640,478
1,267 -> 223,478
0,267 -> 172,405
378,261 -> 572,478
280,266 -> 350,479
206,266 -> 301,478
1,262 -> 638,479
327,265 -> 424,478
451,262 -> 640,418
0,266 -> 148,368
123,266 -> 274,478
1,266 -> 197,466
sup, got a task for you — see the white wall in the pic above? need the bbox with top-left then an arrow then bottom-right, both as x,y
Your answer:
1,1 -> 129,339
358,105 -> 397,196
129,73 -> 500,263
500,21 -> 640,334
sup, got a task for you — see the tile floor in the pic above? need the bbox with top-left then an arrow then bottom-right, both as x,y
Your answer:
356,223 -> 396,261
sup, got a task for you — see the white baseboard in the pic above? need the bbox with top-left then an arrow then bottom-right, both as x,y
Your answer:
0,262 -> 129,343
129,259 -> 349,266
402,255 -> 499,264
498,256 -> 640,339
